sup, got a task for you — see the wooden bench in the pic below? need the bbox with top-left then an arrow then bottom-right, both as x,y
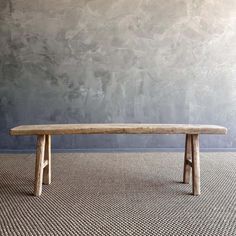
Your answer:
10,124 -> 227,197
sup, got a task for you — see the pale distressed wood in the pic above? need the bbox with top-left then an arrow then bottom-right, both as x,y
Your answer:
43,135 -> 51,185
191,134 -> 200,196
43,160 -> 49,169
183,134 -> 192,184
34,135 -> 46,196
185,159 -> 192,167
10,123 -> 227,136
9,123 -> 227,197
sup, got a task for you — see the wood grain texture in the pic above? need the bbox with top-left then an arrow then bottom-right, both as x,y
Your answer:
185,159 -> 192,167
10,123 -> 227,136
43,160 -> 49,169
34,135 -> 45,197
43,135 -> 51,185
191,134 -> 200,196
183,134 -> 192,184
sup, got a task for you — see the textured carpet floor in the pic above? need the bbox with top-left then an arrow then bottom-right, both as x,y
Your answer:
1,152 -> 236,235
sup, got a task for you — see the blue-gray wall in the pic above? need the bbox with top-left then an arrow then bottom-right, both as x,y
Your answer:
0,0 -> 235,150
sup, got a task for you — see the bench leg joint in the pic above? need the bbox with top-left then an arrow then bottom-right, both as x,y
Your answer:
34,135 -> 46,196
43,135 -> 51,185
191,134 -> 200,196
34,134 -> 52,196
183,134 -> 192,184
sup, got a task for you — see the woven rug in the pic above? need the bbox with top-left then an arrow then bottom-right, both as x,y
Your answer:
1,152 -> 236,235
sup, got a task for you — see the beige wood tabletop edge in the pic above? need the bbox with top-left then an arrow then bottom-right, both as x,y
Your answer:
10,123 -> 227,136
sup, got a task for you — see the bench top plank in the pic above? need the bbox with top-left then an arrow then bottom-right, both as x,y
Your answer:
10,124 -> 227,136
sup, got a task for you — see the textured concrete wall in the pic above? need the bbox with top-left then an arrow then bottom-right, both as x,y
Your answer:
0,0 -> 236,150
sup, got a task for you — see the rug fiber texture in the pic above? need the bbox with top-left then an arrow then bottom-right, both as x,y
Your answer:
1,152 -> 236,235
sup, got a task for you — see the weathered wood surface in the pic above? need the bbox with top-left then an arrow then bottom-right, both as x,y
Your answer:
43,135 -> 51,185
10,123 -> 227,197
34,135 -> 45,197
183,134 -> 192,184
10,123 -> 227,136
191,134 -> 200,196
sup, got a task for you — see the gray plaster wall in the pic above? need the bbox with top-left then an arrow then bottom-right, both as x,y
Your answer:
0,0 -> 236,150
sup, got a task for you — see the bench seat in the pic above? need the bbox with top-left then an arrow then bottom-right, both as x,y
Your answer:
10,123 -> 227,135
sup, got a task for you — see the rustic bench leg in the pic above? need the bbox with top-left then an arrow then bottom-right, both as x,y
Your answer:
191,134 -> 200,196
183,134 -> 192,184
34,135 -> 46,196
43,135 -> 51,185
